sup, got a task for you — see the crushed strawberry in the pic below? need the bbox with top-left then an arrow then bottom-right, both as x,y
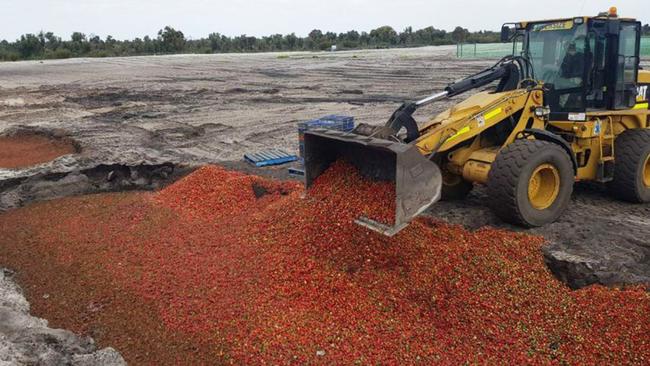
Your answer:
0,163 -> 647,365
308,160 -> 396,225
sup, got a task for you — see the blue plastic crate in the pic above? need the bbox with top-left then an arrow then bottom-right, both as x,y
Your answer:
297,115 -> 355,158
297,115 -> 354,132
297,120 -> 352,132
244,149 -> 298,167
321,114 -> 354,125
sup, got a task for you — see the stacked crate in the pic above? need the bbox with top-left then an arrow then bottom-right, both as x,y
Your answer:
297,115 -> 355,159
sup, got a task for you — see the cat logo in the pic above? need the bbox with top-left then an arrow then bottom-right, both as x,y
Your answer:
638,85 -> 648,101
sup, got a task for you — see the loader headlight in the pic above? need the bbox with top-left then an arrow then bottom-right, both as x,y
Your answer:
534,106 -> 550,118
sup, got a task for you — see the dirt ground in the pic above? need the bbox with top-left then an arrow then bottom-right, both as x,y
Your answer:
0,48 -> 649,290
0,46 -> 470,163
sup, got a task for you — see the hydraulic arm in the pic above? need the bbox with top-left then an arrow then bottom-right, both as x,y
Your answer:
355,57 -> 525,142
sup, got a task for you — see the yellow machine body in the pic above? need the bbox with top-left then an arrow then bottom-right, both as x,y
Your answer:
303,10 -> 650,234
415,74 -> 650,185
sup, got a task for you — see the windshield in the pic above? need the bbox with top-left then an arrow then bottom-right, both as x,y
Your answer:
525,20 -> 588,90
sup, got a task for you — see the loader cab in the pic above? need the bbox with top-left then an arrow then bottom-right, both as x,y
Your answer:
517,12 -> 641,114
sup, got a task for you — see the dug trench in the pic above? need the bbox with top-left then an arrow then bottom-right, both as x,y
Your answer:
0,162 -> 647,364
0,126 -> 192,211
0,128 -> 193,364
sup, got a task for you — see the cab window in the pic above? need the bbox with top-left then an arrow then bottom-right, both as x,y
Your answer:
618,24 -> 638,86
526,21 -> 588,111
615,23 -> 640,109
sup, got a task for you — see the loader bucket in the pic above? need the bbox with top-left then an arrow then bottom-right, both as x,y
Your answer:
303,128 -> 442,236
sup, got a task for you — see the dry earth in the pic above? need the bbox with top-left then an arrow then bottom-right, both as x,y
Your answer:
0,48 -> 648,290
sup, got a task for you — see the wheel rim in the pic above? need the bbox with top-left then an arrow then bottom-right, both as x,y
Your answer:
643,154 -> 650,188
528,163 -> 561,210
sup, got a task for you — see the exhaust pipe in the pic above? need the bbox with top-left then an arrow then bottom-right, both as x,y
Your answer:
303,128 -> 442,236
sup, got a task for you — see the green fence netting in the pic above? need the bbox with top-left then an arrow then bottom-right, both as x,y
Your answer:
641,37 -> 650,57
457,37 -> 650,59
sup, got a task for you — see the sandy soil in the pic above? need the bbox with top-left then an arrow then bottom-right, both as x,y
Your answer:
0,46 -> 470,163
0,49 -> 649,290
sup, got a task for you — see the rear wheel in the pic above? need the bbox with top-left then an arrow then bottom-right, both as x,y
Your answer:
609,129 -> 650,202
487,140 -> 574,227
441,172 -> 473,201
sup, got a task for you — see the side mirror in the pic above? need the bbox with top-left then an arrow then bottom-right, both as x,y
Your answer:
500,25 -> 513,43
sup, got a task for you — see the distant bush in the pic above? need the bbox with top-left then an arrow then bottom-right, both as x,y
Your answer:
88,50 -> 111,58
44,48 -> 72,59
0,51 -> 20,62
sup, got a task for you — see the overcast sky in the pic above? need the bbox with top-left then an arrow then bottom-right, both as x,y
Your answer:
1,0 -> 648,41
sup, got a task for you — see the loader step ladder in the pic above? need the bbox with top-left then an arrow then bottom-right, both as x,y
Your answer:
597,117 -> 615,182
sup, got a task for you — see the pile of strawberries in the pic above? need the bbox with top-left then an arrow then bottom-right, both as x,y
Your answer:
0,162 -> 648,365
307,160 -> 396,225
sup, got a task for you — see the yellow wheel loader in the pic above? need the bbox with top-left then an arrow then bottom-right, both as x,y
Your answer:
304,8 -> 650,236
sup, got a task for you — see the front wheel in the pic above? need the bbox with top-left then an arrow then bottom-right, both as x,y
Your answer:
608,129 -> 650,203
487,140 -> 574,227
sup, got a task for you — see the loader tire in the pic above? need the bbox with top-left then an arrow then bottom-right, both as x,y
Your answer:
441,173 -> 473,201
608,129 -> 650,203
487,140 -> 574,227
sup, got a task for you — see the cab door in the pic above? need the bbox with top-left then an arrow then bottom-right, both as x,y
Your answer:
611,21 -> 641,109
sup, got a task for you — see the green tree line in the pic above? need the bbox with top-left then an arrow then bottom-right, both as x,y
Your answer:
0,26 -> 495,61
1,24 -> 649,62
